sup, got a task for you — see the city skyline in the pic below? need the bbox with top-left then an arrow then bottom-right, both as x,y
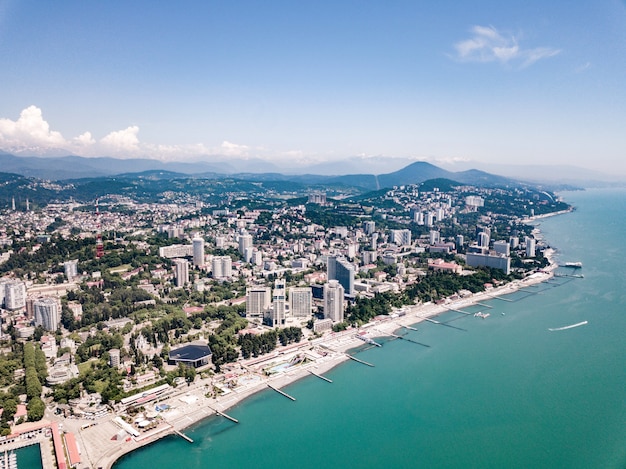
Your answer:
1,1 -> 625,175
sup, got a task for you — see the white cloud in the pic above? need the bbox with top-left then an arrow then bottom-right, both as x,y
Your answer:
100,126 -> 140,153
73,131 -> 95,146
219,140 -> 249,157
0,105 -> 66,147
452,25 -> 560,68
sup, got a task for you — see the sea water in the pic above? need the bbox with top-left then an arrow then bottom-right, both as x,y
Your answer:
114,188 -> 626,469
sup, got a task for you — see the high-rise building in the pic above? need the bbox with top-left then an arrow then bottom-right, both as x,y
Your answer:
211,256 -> 232,279
391,229 -> 412,246
192,237 -> 205,267
64,259 -> 79,280
429,230 -> 440,245
525,237 -> 536,257
324,280 -> 344,323
478,231 -> 490,248
269,279 -> 286,327
362,221 -> 376,235
289,287 -> 312,318
33,297 -> 60,331
493,240 -> 511,256
4,281 -> 26,310
246,287 -> 271,320
327,255 -> 355,297
455,235 -> 464,249
238,232 -> 253,256
109,348 -> 121,367
173,258 -> 189,287
371,233 -> 378,250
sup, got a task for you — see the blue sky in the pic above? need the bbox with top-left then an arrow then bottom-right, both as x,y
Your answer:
0,0 -> 625,175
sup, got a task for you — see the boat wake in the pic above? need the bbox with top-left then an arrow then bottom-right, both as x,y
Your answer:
548,321 -> 588,331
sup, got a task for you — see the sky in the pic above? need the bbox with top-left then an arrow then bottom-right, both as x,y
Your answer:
0,0 -> 625,175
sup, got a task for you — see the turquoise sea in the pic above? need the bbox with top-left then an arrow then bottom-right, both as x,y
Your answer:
115,189 -> 626,469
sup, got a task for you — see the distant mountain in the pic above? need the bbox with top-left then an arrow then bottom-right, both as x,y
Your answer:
0,152 -> 525,194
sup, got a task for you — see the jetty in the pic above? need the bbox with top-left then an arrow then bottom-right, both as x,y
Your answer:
474,302 -> 493,309
174,429 -> 194,443
268,383 -> 296,401
308,370 -> 333,383
347,354 -> 375,367
485,294 -> 513,302
355,334 -> 382,347
401,324 -> 419,331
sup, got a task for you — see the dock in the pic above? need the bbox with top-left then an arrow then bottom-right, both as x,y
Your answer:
268,383 -> 296,401
425,318 -> 439,324
347,354 -> 375,367
174,429 -> 194,443
474,302 -> 493,308
308,370 -> 333,383
400,324 -> 418,331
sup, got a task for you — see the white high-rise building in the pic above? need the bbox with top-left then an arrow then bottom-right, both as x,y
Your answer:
289,287 -> 312,318
4,281 -> 26,310
246,287 -> 271,320
391,229 -> 412,246
238,233 -> 253,256
33,297 -> 60,331
493,240 -> 511,256
478,231 -> 490,248
324,280 -> 344,323
211,256 -> 232,279
425,212 -> 435,227
525,237 -> 536,258
192,237 -> 205,267
429,230 -> 440,245
173,258 -> 189,287
64,259 -> 78,280
362,221 -> 376,235
269,279 -> 286,327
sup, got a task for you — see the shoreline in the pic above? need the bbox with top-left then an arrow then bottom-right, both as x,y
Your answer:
76,230 -> 563,468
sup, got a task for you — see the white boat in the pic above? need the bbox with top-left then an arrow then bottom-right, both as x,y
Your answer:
563,261 -> 583,268
548,320 -> 588,331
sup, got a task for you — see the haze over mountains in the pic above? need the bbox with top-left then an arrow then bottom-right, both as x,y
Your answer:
0,152 -> 619,187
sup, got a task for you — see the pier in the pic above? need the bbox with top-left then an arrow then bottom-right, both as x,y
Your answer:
474,302 -> 493,308
400,324 -> 418,331
268,384 -> 296,401
210,407 -> 239,423
347,354 -> 375,367
174,429 -> 194,443
389,333 -> 430,348
308,370 -> 333,383
425,318 -> 439,324
424,317 -> 466,331
485,294 -> 513,302
444,307 -> 471,315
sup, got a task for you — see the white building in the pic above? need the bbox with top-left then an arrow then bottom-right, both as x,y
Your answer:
238,233 -> 253,256
211,256 -> 232,279
525,237 -> 536,257
269,279 -> 286,327
289,287 -> 312,318
33,297 -> 60,331
4,280 -> 26,310
64,259 -> 79,280
391,229 -> 412,246
159,244 -> 194,259
192,237 -> 205,267
246,286 -> 271,320
173,258 -> 189,287
324,280 -> 345,323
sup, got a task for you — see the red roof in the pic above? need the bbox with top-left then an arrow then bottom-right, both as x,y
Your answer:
51,422 -> 67,469
64,432 -> 81,466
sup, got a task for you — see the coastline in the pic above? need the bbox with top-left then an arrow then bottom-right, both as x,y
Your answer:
66,224 -> 563,469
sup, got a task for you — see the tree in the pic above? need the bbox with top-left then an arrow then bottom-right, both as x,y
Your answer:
27,397 -> 45,421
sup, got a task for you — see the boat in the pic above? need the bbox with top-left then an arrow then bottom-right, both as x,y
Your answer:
563,261 -> 583,268
474,312 -> 490,319
548,320 -> 588,331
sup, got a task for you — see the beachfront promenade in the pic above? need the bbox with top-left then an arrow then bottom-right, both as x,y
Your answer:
52,264 -> 556,469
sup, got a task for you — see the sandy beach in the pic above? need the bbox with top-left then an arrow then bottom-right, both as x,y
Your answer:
77,252 -> 558,469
